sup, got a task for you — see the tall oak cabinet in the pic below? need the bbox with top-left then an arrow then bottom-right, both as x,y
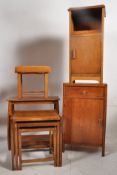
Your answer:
63,5 -> 107,156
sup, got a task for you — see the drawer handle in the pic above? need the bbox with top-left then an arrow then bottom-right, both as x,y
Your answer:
81,90 -> 87,95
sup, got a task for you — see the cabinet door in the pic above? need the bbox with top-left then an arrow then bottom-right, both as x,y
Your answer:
71,35 -> 101,74
71,98 -> 103,146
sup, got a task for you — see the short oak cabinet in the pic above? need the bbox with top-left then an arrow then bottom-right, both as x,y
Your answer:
68,5 -> 106,82
63,83 -> 107,156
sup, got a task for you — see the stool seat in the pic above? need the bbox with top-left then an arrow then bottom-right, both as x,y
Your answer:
8,96 -> 60,102
11,110 -> 60,122
15,66 -> 52,74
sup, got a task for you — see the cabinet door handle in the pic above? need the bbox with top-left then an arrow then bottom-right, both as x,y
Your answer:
72,49 -> 76,59
98,118 -> 103,128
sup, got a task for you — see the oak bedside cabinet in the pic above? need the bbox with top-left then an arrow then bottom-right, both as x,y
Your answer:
63,83 -> 107,156
68,5 -> 106,83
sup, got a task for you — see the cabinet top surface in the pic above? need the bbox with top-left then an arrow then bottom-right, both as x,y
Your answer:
68,4 -> 105,11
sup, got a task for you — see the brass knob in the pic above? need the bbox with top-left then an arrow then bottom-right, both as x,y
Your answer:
82,90 -> 87,95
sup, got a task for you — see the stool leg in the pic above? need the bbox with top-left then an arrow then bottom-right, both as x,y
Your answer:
14,123 -> 19,170
56,123 -> 62,167
56,124 -> 59,166
60,122 -> 62,166
8,101 -> 14,151
49,130 -> 53,154
10,121 -> 15,170
18,129 -> 22,170
62,141 -> 65,152
53,128 -> 57,167
8,115 -> 11,150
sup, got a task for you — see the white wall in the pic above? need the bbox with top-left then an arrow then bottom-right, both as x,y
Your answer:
0,0 -> 117,139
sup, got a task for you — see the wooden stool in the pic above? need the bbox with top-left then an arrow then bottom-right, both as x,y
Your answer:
8,66 -> 52,150
8,96 -> 60,150
8,66 -> 62,170
10,111 -> 62,170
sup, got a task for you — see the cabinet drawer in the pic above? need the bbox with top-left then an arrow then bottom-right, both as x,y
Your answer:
64,86 -> 104,98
